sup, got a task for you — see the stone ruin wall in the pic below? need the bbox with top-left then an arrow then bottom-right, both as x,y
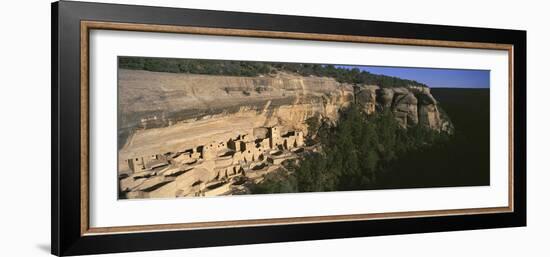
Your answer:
120,125 -> 305,199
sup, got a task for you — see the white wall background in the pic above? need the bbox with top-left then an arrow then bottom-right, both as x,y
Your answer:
0,0 -> 547,256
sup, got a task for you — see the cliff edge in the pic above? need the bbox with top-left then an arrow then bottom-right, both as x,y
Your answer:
119,69 -> 453,140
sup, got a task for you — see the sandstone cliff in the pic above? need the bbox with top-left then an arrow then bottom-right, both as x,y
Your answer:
117,69 -> 454,199
119,69 -> 452,145
354,85 -> 453,132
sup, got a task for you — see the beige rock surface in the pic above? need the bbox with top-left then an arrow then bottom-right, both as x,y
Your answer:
117,69 -> 452,199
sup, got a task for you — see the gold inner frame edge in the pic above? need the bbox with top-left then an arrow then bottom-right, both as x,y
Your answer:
80,20 -> 515,236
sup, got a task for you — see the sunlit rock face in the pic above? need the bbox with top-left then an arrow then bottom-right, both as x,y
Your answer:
117,70 -> 453,199
119,70 -> 452,136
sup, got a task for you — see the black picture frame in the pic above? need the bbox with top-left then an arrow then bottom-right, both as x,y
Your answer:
51,1 -> 526,256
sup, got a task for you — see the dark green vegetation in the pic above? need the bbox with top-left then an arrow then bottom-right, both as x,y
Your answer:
119,57 -> 426,88
251,88 -> 490,194
251,105 -> 449,194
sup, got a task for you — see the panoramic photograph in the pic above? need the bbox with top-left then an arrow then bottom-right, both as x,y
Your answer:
117,57 -> 490,199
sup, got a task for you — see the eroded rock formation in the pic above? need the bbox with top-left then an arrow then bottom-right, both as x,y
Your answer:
354,85 -> 453,132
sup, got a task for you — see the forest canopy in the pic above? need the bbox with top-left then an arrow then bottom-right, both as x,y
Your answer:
118,57 -> 427,88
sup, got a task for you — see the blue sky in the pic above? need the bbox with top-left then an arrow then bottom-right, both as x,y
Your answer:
336,65 -> 490,88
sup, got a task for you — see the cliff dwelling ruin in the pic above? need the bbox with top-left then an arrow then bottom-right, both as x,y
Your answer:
119,125 -> 305,199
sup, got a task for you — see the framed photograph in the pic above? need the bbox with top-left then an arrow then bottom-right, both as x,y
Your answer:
52,1 -> 526,256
